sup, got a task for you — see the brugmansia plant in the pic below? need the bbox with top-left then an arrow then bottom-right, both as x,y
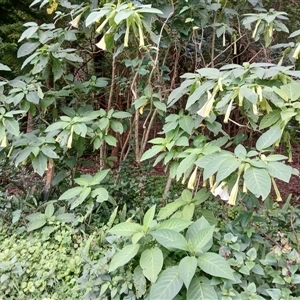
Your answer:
142,62 -> 300,205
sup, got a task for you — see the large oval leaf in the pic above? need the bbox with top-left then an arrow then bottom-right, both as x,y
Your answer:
140,247 -> 163,283
133,266 -> 146,299
198,252 -> 235,281
156,218 -> 192,232
256,126 -> 281,151
151,229 -> 188,251
27,214 -> 47,232
59,186 -> 82,200
179,256 -> 197,289
109,243 -> 140,272
32,153 -> 48,176
244,167 -> 271,200
187,277 -> 218,300
191,226 -> 214,254
109,222 -> 143,237
149,266 -> 183,300
186,216 -> 211,240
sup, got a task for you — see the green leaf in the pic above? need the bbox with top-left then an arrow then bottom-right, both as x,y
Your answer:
109,222 -> 143,236
70,187 -> 91,210
32,153 -> 47,176
59,186 -> 83,200
12,210 -> 21,224
141,145 -> 164,161
181,189 -> 193,203
187,277 -> 218,300
267,161 -> 292,182
168,79 -> 194,107
26,91 -> 39,104
132,232 -> 144,244
149,266 -> 183,300
45,203 -> 55,219
4,118 -> 20,136
196,152 -> 231,180
104,134 -> 117,146
15,147 -> 33,166
52,58 -> 64,81
216,157 -> 240,182
73,123 -> 87,137
259,110 -> 281,130
110,120 -> 123,133
112,111 -> 131,118
200,210 -> 218,226
149,137 -> 166,144
179,256 -> 197,289
40,145 -> 59,159
234,144 -> 247,158
191,226 -> 214,254
133,266 -> 146,299
281,109 -> 297,122
256,126 -> 282,151
157,200 -> 186,220
182,203 -> 195,221
134,97 -> 148,109
156,218 -> 192,232
17,42 -> 40,58
114,9 -> 133,24
93,187 -> 109,203
90,169 -> 110,185
265,289 -> 282,300
240,86 -> 258,104
143,205 -> 156,229
45,121 -> 68,132
74,176 -> 90,186
198,252 -> 235,281
186,216 -> 211,240
18,25 -> 38,42
109,244 -> 140,272
174,136 -> 189,146
153,101 -> 166,112
280,82 -> 300,101
27,214 -> 47,232
244,167 -> 271,199
186,81 -> 215,109
85,10 -> 108,27
140,247 -> 163,283
55,213 -> 76,223
0,63 -> 11,71
179,115 -> 194,134
176,153 -> 198,180
151,229 -> 188,251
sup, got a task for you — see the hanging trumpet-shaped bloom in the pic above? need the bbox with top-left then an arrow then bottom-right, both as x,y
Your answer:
212,182 -> 229,201
187,166 -> 198,190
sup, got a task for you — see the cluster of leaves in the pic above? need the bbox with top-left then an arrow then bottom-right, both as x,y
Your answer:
2,190 -> 300,299
142,62 -> 300,205
0,223 -> 84,299
1,0 -> 300,299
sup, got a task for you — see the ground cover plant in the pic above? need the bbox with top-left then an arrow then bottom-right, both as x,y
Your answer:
0,0 -> 300,299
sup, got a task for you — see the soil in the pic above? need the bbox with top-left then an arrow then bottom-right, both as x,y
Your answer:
274,145 -> 300,206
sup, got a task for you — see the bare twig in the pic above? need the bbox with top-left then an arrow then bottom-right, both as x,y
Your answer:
207,34 -> 247,67
252,223 -> 283,250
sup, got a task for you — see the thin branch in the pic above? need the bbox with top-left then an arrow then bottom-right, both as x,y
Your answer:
251,223 -> 283,250
107,55 -> 116,110
207,34 -> 247,67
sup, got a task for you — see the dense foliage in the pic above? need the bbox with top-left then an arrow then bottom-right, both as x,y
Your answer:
0,0 -> 300,299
